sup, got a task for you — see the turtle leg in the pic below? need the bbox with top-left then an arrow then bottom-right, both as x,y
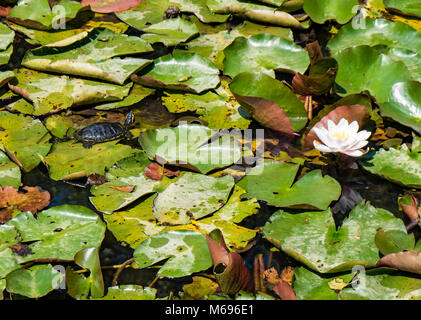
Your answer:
82,141 -> 94,149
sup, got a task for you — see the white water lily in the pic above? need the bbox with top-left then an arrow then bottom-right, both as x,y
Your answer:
313,119 -> 371,157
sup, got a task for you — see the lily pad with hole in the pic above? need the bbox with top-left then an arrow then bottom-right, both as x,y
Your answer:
263,201 -> 406,273
238,161 -> 341,210
132,50 -> 220,93
379,81 -> 421,135
361,144 -> 421,189
303,0 -> 358,24
153,172 -> 235,225
223,34 -> 310,79
22,28 -> 153,84
5,264 -> 65,298
0,111 -> 52,172
139,124 -> 242,174
43,140 -> 135,181
9,69 -> 133,115
333,45 -> 412,103
89,151 -> 163,214
133,230 -> 213,278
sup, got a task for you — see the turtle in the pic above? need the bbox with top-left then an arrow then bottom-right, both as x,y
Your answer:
74,111 -> 135,148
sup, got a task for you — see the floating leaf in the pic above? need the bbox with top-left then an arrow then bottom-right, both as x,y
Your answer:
0,23 -> 14,51
0,151 -> 21,189
139,124 -> 242,174
377,252 -> 421,275
263,201 -> 406,273
6,264 -> 65,298
379,81 -> 421,135
238,162 -> 341,210
384,0 -> 421,18
374,229 -> 418,256
0,111 -> 51,172
132,50 -> 220,93
94,285 -> 157,300
141,17 -> 199,46
82,0 -> 142,13
303,0 -> 358,24
153,172 -> 234,225
223,34 -> 310,79
182,276 -> 219,299
230,72 -> 307,133
333,45 -> 412,103
133,230 -> 213,278
361,144 -> 421,188
22,28 -> 153,84
44,140 -> 134,181
0,71 -> 14,88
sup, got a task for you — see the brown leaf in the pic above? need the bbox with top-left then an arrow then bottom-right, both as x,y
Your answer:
0,6 -> 11,17
9,244 -> 33,257
281,266 -> 295,285
303,105 -> 370,148
400,194 -> 420,222
232,93 -> 295,134
273,280 -> 297,300
108,185 -> 135,193
376,251 -> 421,274
145,163 -> 163,181
87,174 -> 107,185
0,208 -> 12,223
206,230 -> 254,295
81,0 -> 142,13
306,41 -> 323,65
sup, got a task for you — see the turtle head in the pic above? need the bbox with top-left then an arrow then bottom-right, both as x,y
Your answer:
124,111 -> 135,127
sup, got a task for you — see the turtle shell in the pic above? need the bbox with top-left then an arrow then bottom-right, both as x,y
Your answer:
75,122 -> 126,143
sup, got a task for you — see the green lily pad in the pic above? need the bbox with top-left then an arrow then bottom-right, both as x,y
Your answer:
361,144 -> 421,188
303,0 -> 358,24
141,17 -> 199,46
380,48 -> 421,82
22,28 -> 153,84
6,264 -> 65,298
238,162 -> 341,210
95,84 -> 155,110
0,71 -> 14,88
9,69 -> 133,115
375,229 -> 419,255
0,43 -> 12,66
153,172 -> 235,225
89,152 -> 162,214
116,0 -> 228,30
8,0 -> 83,30
0,111 -> 52,172
0,205 -> 106,278
333,45 -> 412,103
133,230 -> 213,278
223,34 -> 309,79
140,124 -> 242,174
104,185 -> 259,250
229,72 -> 308,132
263,201 -> 406,273
95,285 -> 157,300
132,50 -> 220,93
0,23 -> 14,51
384,0 -> 421,17
44,140 -> 134,181
328,18 -> 421,55
0,150 -> 21,189
162,79 -> 251,129
379,81 -> 421,134
0,279 -> 5,300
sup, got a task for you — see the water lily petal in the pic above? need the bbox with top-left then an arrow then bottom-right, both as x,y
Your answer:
347,139 -> 369,151
348,120 -> 359,135
313,126 -> 332,147
313,141 -> 334,153
342,149 -> 364,157
327,119 -> 336,132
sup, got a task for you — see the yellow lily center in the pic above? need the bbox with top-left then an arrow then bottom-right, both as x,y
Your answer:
331,130 -> 348,140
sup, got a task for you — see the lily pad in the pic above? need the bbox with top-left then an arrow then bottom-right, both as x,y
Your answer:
133,230 -> 213,278
94,285 -> 157,300
361,144 -> 421,188
153,172 -> 235,225
223,34 -> 310,79
384,0 -> 421,18
0,150 -> 21,189
8,0 -> 83,30
141,17 -> 199,46
379,81 -> 421,135
0,23 -> 14,50
0,205 -> 106,278
0,111 -> 51,172
132,50 -> 220,93
263,201 -> 406,273
333,45 -> 412,103
104,185 -> 259,249
139,124 -> 242,174
22,28 -> 153,84
43,140 -> 134,181
162,79 -> 251,129
238,162 -> 341,210
229,72 -> 308,132
5,264 -> 65,298
89,152 -> 162,214
0,71 -> 14,88
9,69 -> 133,115
95,84 -> 155,110
303,0 -> 358,24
